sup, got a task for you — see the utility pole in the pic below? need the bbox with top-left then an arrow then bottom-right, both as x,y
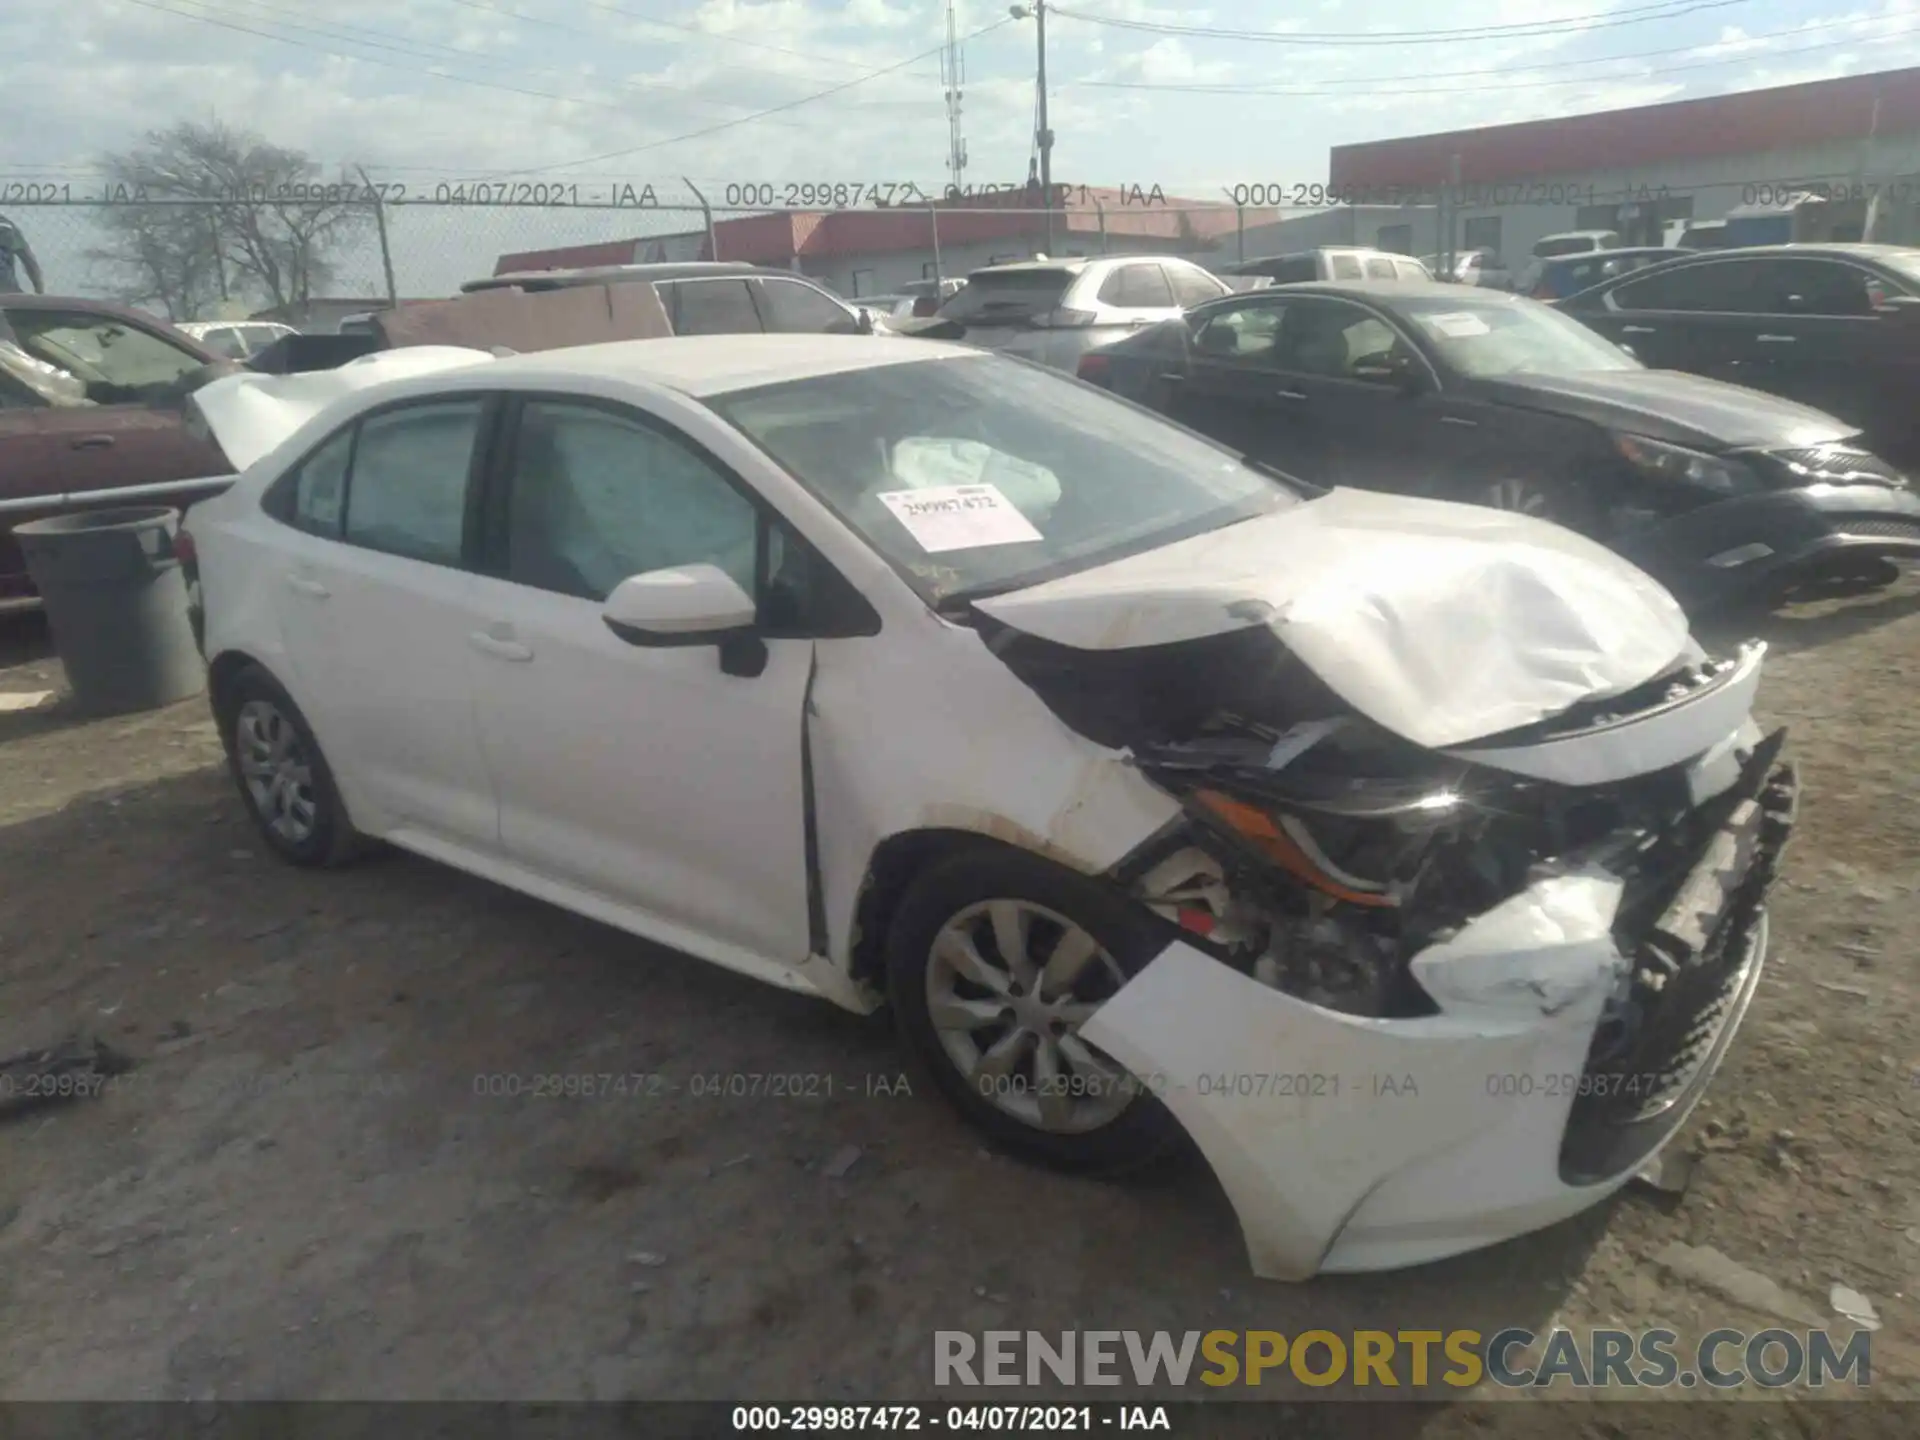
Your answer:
1011,2 -> 1054,253
942,0 -> 968,194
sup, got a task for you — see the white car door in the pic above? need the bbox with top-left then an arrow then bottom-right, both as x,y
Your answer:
461,394 -> 815,966
270,395 -> 502,849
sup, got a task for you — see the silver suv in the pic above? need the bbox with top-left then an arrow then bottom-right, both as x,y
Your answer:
933,255 -> 1230,372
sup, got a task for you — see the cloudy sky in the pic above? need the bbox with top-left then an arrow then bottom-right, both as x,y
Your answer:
3,0 -> 1918,294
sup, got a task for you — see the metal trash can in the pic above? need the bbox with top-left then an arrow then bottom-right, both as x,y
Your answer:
14,505 -> 205,716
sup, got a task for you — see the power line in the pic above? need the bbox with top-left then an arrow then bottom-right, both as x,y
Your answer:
482,15 -> 1021,177
1050,0 -> 1762,47
1073,16 -> 1913,93
115,0 -> 937,135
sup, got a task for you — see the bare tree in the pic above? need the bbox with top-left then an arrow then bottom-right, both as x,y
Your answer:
87,119 -> 374,320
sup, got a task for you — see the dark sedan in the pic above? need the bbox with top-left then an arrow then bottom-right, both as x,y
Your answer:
1077,280 -> 1920,608
1556,244 -> 1920,467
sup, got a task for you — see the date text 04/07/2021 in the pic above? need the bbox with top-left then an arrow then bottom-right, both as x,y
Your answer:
730,1404 -> 1173,1431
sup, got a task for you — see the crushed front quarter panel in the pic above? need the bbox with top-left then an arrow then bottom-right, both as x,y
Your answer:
1079,871 -> 1635,1282
975,488 -> 1692,749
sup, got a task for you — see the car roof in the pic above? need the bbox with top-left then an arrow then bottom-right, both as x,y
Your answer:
1196,278 -> 1500,307
471,332 -> 976,398
1649,242 -> 1918,262
463,261 -> 771,293
1544,246 -> 1683,262
1538,230 -> 1619,241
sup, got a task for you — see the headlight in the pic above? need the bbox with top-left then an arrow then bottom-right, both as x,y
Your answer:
1611,432 -> 1757,495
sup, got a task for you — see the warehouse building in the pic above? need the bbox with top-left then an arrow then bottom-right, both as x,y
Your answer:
1327,65 -> 1920,266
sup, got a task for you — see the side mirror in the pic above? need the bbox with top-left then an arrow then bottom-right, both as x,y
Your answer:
1351,352 -> 1423,391
857,307 -> 876,335
1874,293 -> 1920,321
602,564 -> 766,677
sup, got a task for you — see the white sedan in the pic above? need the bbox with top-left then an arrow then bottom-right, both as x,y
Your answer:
181,335 -> 1797,1280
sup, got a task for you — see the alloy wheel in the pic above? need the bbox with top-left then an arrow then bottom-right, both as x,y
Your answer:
235,698 -> 319,845
924,899 -> 1137,1134
1483,478 -> 1555,517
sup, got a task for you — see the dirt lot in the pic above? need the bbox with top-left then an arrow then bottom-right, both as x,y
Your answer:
1,580 -> 1918,1430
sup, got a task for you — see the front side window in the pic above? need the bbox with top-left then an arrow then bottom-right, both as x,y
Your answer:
1328,254 -> 1363,280
666,279 -> 762,335
1165,263 -> 1227,307
1097,265 -> 1176,308
200,327 -> 247,360
5,309 -> 204,401
757,278 -> 857,334
505,400 -> 758,602
1610,259 -> 1759,313
343,398 -> 485,565
1277,300 -> 1409,381
707,354 -> 1298,605
1364,256 -> 1396,280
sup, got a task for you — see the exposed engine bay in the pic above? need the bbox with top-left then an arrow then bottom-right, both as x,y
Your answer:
1103,644 -> 1796,1167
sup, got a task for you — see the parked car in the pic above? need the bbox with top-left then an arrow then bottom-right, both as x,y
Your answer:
1557,244 -> 1920,466
463,261 -> 879,336
901,276 -> 966,317
181,334 -> 1795,1280
0,295 -> 231,598
1524,247 -> 1691,302
1445,248 -> 1515,290
1531,230 -> 1624,261
851,293 -> 919,320
1077,281 -> 1920,608
177,320 -> 299,360
1221,249 -> 1432,285
920,255 -> 1230,371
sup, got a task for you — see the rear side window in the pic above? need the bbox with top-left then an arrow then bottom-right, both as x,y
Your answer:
1097,264 -> 1175,308
1364,256 -> 1395,280
941,269 -> 1077,322
291,428 -> 352,537
666,279 -> 762,335
1610,259 -> 1760,312
757,278 -> 856,334
343,399 -> 486,565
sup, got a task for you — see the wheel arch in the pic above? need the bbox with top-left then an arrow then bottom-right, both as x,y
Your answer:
207,647 -> 275,728
845,827 -> 1112,991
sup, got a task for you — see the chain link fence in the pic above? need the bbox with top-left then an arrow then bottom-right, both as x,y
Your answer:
6,167 -> 1920,327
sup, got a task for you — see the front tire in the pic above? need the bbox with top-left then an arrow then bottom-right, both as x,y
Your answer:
886,846 -> 1184,1175
218,665 -> 367,868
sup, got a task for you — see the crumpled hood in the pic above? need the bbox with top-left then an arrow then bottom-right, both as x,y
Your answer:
186,346 -> 497,470
973,487 -> 1692,749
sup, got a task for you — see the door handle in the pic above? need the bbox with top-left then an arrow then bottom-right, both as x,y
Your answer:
1755,334 -> 1796,344
1439,415 -> 1479,428
1621,325 -> 1656,335
470,630 -> 534,662
1157,372 -> 1186,383
70,435 -> 115,451
1274,389 -> 1308,401
283,573 -> 330,599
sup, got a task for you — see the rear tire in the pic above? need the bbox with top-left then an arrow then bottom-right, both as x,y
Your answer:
886,845 -> 1185,1176
218,665 -> 368,868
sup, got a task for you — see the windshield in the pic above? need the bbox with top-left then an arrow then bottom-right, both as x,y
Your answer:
1388,294 -> 1641,379
707,354 -> 1299,604
1879,250 -> 1920,289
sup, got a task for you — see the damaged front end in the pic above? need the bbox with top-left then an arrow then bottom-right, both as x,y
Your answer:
1078,647 -> 1797,1277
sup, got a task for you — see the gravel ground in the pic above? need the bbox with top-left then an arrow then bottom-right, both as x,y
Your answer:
0,580 -> 1917,1431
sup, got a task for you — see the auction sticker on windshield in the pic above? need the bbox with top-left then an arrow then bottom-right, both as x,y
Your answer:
1422,312 -> 1492,338
878,484 -> 1044,553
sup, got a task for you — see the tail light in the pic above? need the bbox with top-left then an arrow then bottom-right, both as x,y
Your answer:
1076,353 -> 1111,385
1044,306 -> 1097,328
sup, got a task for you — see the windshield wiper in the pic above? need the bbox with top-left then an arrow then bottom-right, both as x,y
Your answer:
1242,453 -> 1327,497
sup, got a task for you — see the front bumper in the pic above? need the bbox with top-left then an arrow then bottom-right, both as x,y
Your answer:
1615,482 -> 1920,607
1081,737 -> 1797,1280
